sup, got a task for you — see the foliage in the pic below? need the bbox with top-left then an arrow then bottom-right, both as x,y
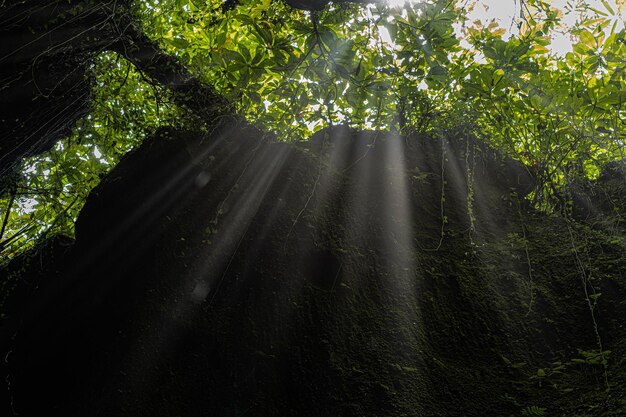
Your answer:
521,405 -> 547,416
134,0 -> 464,135
460,0 -> 626,207
0,51 -> 183,262
131,0 -> 626,207
1,0 -> 626,260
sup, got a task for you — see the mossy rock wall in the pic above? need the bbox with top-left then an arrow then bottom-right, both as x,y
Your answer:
1,124 -> 625,416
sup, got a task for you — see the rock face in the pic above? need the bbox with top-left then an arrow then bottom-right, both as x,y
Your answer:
1,124 -> 625,416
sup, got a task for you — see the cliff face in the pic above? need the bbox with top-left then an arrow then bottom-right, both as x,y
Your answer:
1,124 -> 625,416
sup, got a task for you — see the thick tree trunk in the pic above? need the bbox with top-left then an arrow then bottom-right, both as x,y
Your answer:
0,0 -> 226,178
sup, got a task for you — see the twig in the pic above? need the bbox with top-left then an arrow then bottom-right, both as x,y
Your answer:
0,187 -> 16,243
282,132 -> 328,253
565,219 -> 609,389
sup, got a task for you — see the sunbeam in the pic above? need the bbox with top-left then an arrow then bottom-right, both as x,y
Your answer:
2,1 -> 626,416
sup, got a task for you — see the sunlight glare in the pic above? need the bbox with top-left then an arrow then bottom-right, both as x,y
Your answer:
387,0 -> 420,9
465,0 -> 624,56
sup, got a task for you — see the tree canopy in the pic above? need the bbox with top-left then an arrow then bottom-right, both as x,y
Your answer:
1,0 -> 625,262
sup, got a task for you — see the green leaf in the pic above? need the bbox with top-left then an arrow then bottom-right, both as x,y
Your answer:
580,30 -> 595,48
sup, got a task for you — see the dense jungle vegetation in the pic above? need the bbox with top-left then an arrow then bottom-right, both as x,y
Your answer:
0,0 -> 624,263
1,2 -> 626,416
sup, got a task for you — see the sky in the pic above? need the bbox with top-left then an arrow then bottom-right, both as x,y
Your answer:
463,0 -> 625,55
384,0 -> 624,55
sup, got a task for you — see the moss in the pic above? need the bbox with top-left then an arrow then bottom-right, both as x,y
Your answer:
1,126 -> 624,416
